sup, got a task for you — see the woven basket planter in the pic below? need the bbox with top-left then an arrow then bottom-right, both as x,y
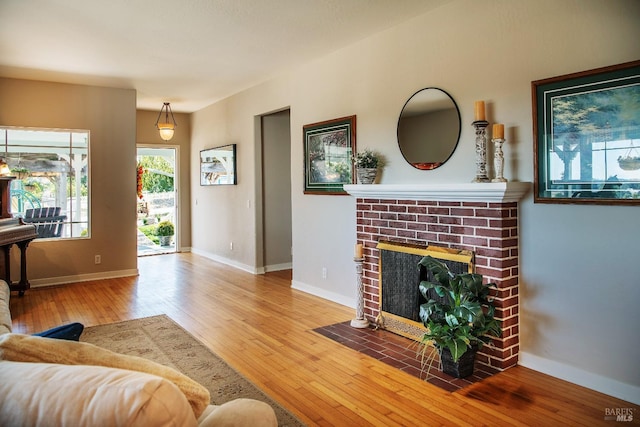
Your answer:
439,345 -> 478,378
357,168 -> 377,184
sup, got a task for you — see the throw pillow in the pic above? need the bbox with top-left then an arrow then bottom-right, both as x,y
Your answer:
33,322 -> 84,341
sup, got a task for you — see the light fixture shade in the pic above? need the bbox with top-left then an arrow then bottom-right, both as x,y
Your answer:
155,102 -> 177,141
157,123 -> 175,141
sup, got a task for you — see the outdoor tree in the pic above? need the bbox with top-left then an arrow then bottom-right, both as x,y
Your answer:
138,156 -> 174,193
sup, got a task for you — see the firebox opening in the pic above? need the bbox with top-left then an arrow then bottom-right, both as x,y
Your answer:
377,240 -> 474,341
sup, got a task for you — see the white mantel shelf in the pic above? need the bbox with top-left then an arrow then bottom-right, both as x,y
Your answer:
343,182 -> 531,203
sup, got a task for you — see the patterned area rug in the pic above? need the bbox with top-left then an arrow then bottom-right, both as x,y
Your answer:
82,314 -> 305,427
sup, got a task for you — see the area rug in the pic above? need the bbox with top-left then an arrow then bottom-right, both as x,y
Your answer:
82,314 -> 305,427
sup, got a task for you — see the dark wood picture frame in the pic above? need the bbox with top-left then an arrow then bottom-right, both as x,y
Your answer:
532,60 -> 640,205
303,115 -> 356,195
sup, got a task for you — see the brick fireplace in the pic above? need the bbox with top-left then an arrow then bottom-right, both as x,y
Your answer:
344,182 -> 530,371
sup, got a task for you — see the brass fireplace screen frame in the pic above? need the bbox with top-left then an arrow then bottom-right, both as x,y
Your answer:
376,240 -> 474,341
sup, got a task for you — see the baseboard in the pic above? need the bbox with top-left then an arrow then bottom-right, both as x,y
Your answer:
29,269 -> 139,288
291,280 -> 354,309
519,351 -> 640,405
190,248 -> 258,274
264,262 -> 292,273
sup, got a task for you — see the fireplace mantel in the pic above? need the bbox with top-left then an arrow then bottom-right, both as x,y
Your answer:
344,182 -> 531,202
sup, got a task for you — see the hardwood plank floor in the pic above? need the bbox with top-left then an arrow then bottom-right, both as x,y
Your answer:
9,253 -> 639,426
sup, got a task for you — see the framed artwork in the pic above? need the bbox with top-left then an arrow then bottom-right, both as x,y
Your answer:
200,144 -> 236,185
532,60 -> 640,205
303,115 -> 356,194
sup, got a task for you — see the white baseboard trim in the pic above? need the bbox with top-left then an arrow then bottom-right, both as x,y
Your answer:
264,262 -> 292,273
291,280 -> 354,309
29,269 -> 139,288
191,248 -> 258,274
519,351 -> 640,405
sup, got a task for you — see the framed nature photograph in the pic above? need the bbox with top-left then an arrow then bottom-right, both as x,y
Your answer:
200,144 -> 237,185
532,60 -> 640,205
303,115 -> 356,194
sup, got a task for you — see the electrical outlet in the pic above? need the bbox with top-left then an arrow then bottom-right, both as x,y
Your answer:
94,255 -> 101,264
322,267 -> 327,279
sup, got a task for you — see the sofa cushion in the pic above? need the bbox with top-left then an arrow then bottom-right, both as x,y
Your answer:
0,280 -> 11,336
0,360 -> 197,427
0,333 -> 210,418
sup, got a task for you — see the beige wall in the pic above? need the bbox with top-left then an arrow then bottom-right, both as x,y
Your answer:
0,78 -> 137,283
190,0 -> 640,403
136,110 -> 192,250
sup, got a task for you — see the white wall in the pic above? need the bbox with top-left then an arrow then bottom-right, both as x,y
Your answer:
190,0 -> 640,403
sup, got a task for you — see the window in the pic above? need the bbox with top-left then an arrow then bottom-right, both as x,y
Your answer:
0,127 -> 90,239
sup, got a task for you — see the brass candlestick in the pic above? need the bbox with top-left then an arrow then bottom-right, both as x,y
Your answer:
491,138 -> 507,183
472,120 -> 490,182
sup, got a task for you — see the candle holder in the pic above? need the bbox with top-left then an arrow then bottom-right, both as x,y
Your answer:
472,120 -> 490,183
350,256 -> 369,328
491,138 -> 507,183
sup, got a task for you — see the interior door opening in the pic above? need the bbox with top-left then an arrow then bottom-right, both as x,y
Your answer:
136,146 -> 177,256
260,109 -> 292,272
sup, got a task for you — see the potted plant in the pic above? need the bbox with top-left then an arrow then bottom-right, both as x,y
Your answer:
353,149 -> 384,184
417,255 -> 501,378
156,220 -> 175,246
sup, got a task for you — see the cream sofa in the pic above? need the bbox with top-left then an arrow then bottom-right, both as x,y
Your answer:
0,280 -> 278,427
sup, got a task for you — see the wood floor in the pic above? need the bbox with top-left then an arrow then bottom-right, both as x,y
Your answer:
9,253 -> 638,426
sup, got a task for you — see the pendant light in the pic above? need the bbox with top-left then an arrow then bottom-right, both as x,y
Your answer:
155,102 -> 177,141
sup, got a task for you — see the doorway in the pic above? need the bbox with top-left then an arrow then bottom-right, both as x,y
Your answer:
136,146 -> 178,256
260,109 -> 292,272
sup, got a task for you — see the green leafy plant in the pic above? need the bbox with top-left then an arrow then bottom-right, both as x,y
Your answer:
137,155 -> 175,193
353,149 -> 384,169
156,220 -> 174,237
11,166 -> 29,176
418,256 -> 501,363
328,161 -> 351,181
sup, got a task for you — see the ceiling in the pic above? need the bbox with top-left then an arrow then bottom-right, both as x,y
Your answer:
0,0 -> 449,113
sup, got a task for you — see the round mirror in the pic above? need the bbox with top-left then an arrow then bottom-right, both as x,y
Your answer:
397,87 -> 461,170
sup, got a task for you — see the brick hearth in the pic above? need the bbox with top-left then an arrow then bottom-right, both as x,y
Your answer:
345,183 -> 530,371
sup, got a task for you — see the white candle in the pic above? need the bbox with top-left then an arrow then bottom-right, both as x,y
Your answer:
355,243 -> 363,258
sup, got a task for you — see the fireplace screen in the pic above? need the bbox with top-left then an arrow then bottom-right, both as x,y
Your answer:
377,241 -> 473,340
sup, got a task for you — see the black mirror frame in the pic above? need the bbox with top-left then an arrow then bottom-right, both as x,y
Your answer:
397,87 -> 461,170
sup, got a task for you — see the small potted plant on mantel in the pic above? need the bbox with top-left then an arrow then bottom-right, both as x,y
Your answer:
156,220 -> 175,247
417,256 -> 501,378
353,148 -> 385,184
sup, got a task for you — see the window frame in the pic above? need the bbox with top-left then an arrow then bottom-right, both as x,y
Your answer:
0,126 -> 91,240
